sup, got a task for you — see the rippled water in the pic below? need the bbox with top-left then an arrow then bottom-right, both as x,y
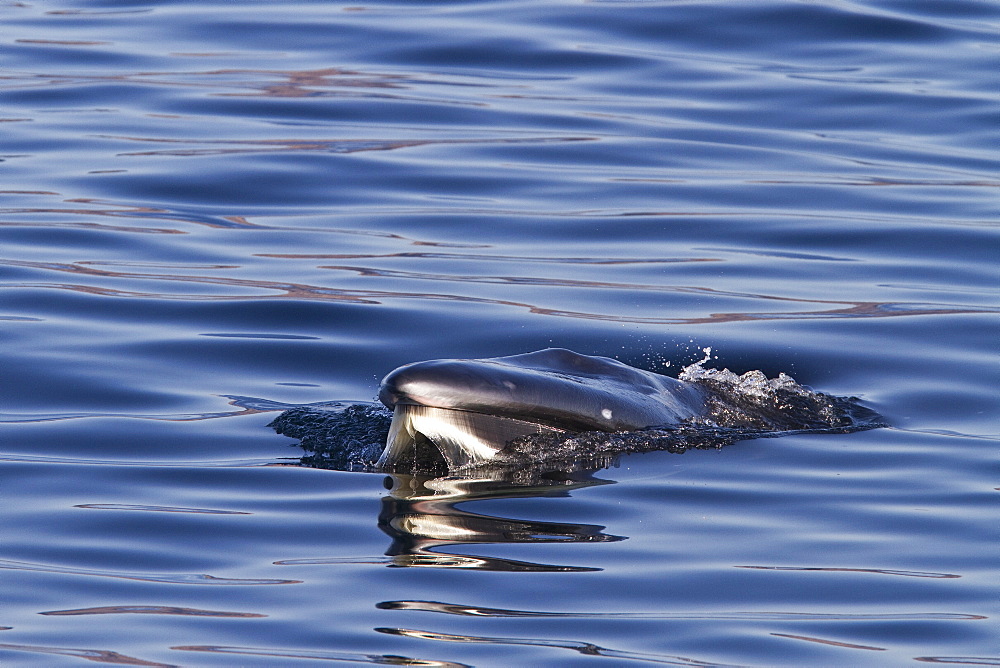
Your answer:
2,1 -> 998,666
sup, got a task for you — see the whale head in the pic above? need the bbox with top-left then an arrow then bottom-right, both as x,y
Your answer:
376,348 -> 707,470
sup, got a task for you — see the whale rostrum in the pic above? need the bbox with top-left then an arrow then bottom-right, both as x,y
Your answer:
376,348 -> 709,469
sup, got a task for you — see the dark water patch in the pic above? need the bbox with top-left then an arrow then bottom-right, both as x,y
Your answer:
199,332 -> 321,340
264,251 -> 713,265
913,659 -> 1000,666
74,503 -> 252,515
40,605 -> 265,618
376,600 -> 987,622
43,8 -> 155,15
375,627 -> 737,667
770,633 -> 886,652
170,644 -> 470,667
0,559 -> 299,585
0,406 -> 268,424
737,566 -> 960,579
0,643 -> 174,668
105,134 -> 594,158
0,315 -> 43,321
0,454 -> 281,467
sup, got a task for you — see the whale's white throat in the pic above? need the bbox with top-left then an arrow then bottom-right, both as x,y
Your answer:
379,404 -> 565,469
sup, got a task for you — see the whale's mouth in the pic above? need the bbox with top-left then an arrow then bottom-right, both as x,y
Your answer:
377,404 -> 565,471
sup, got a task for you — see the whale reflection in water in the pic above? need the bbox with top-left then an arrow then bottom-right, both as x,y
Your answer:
271,472 -> 624,572
377,348 -> 708,470
376,473 -> 622,572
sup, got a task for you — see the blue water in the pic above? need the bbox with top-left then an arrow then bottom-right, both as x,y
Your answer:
1,1 -> 998,665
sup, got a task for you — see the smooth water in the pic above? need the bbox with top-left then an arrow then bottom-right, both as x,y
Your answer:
1,1 -> 998,666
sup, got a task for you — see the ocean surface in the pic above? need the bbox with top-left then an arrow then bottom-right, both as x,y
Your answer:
1,1 -> 998,665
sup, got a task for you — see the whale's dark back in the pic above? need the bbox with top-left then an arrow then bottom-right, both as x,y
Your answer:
378,348 -> 707,432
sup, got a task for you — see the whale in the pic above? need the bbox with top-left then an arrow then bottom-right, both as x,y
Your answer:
376,348 -> 709,469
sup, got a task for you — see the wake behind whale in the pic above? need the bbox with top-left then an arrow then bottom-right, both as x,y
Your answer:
271,348 -> 883,478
